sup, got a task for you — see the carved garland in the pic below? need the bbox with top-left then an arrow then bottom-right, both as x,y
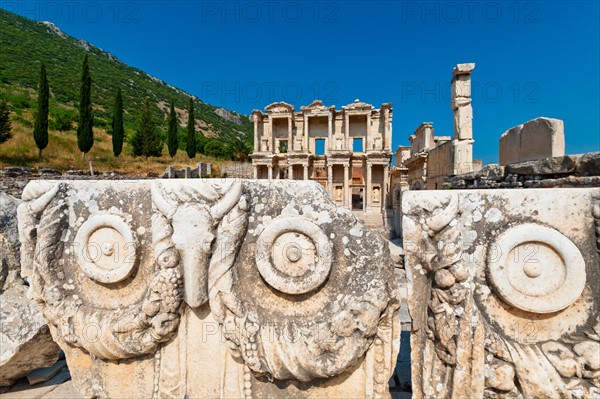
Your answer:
416,196 -> 470,366
207,194 -> 397,383
23,182 -> 184,360
409,195 -> 485,398
21,180 -> 398,385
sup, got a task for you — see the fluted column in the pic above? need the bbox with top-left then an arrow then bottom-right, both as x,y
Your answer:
288,165 -> 293,180
268,165 -> 273,180
303,164 -> 309,180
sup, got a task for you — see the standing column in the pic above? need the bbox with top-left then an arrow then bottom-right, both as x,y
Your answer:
344,113 -> 350,151
267,115 -> 273,153
253,114 -> 259,152
328,113 -> 333,151
304,115 -> 309,152
327,164 -> 333,196
288,165 -> 293,180
287,115 -> 293,151
383,164 -> 389,209
303,164 -> 309,180
365,162 -> 372,212
268,165 -> 273,180
383,108 -> 390,150
253,165 -> 258,179
366,112 -> 372,151
344,164 -> 350,209
451,63 -> 475,140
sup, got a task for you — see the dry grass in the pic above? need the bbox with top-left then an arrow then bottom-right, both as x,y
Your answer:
0,120 -> 228,174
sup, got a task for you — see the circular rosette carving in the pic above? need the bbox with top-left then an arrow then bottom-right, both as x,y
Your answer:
255,217 -> 332,295
74,214 -> 138,284
487,223 -> 586,314
24,183 -> 184,360
225,203 -> 399,383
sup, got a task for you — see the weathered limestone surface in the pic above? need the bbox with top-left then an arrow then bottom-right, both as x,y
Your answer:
0,285 -> 62,386
451,63 -> 475,140
393,63 -> 478,199
499,117 -> 565,165
403,188 -> 600,399
444,152 -> 600,189
250,99 -> 393,214
1,191 -> 21,289
17,179 -> 400,398
0,191 -> 61,387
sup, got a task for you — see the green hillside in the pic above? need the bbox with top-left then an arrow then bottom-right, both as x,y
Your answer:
0,9 -> 253,142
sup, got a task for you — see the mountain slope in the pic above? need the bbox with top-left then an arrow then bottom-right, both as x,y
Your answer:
0,9 -> 252,140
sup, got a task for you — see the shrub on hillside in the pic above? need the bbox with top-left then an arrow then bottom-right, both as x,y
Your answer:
49,108 -> 75,132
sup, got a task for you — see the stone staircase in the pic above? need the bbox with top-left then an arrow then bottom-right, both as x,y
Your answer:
352,210 -> 392,238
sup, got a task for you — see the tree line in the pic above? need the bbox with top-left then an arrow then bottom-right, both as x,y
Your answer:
0,55 -> 252,162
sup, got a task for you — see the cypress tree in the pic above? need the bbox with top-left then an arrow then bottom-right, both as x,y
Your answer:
33,62 -> 49,159
186,97 -> 196,159
111,88 -> 124,157
167,100 -> 178,159
77,54 -> 93,160
0,101 -> 12,143
131,98 -> 163,159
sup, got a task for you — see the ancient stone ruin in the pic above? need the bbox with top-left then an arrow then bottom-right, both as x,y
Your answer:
403,188 -> 600,398
2,63 -> 600,399
16,179 -> 401,398
250,99 -> 393,214
499,117 -> 565,166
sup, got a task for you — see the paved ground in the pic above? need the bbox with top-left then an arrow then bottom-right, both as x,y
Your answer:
0,370 -> 81,399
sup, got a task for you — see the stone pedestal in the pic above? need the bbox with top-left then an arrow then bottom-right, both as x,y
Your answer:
403,188 -> 600,399
18,179 -> 400,399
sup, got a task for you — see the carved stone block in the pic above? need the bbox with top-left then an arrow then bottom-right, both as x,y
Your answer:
403,188 -> 600,399
18,179 -> 400,398
499,117 -> 565,166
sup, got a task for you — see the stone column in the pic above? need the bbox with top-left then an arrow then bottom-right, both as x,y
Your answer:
328,113 -> 333,151
288,165 -> 293,180
253,114 -> 259,152
366,112 -> 372,151
365,162 -> 372,212
383,108 -> 391,151
451,63 -> 475,140
253,165 -> 258,179
267,115 -> 274,153
268,165 -> 273,180
288,115 -> 293,151
304,114 -> 309,152
344,164 -> 350,209
327,164 -> 333,196
344,113 -> 350,151
303,164 -> 309,180
383,164 -> 389,209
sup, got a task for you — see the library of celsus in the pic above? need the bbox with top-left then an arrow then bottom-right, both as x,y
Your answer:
250,99 -> 393,213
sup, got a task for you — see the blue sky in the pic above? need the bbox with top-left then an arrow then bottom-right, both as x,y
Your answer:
3,0 -> 599,163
